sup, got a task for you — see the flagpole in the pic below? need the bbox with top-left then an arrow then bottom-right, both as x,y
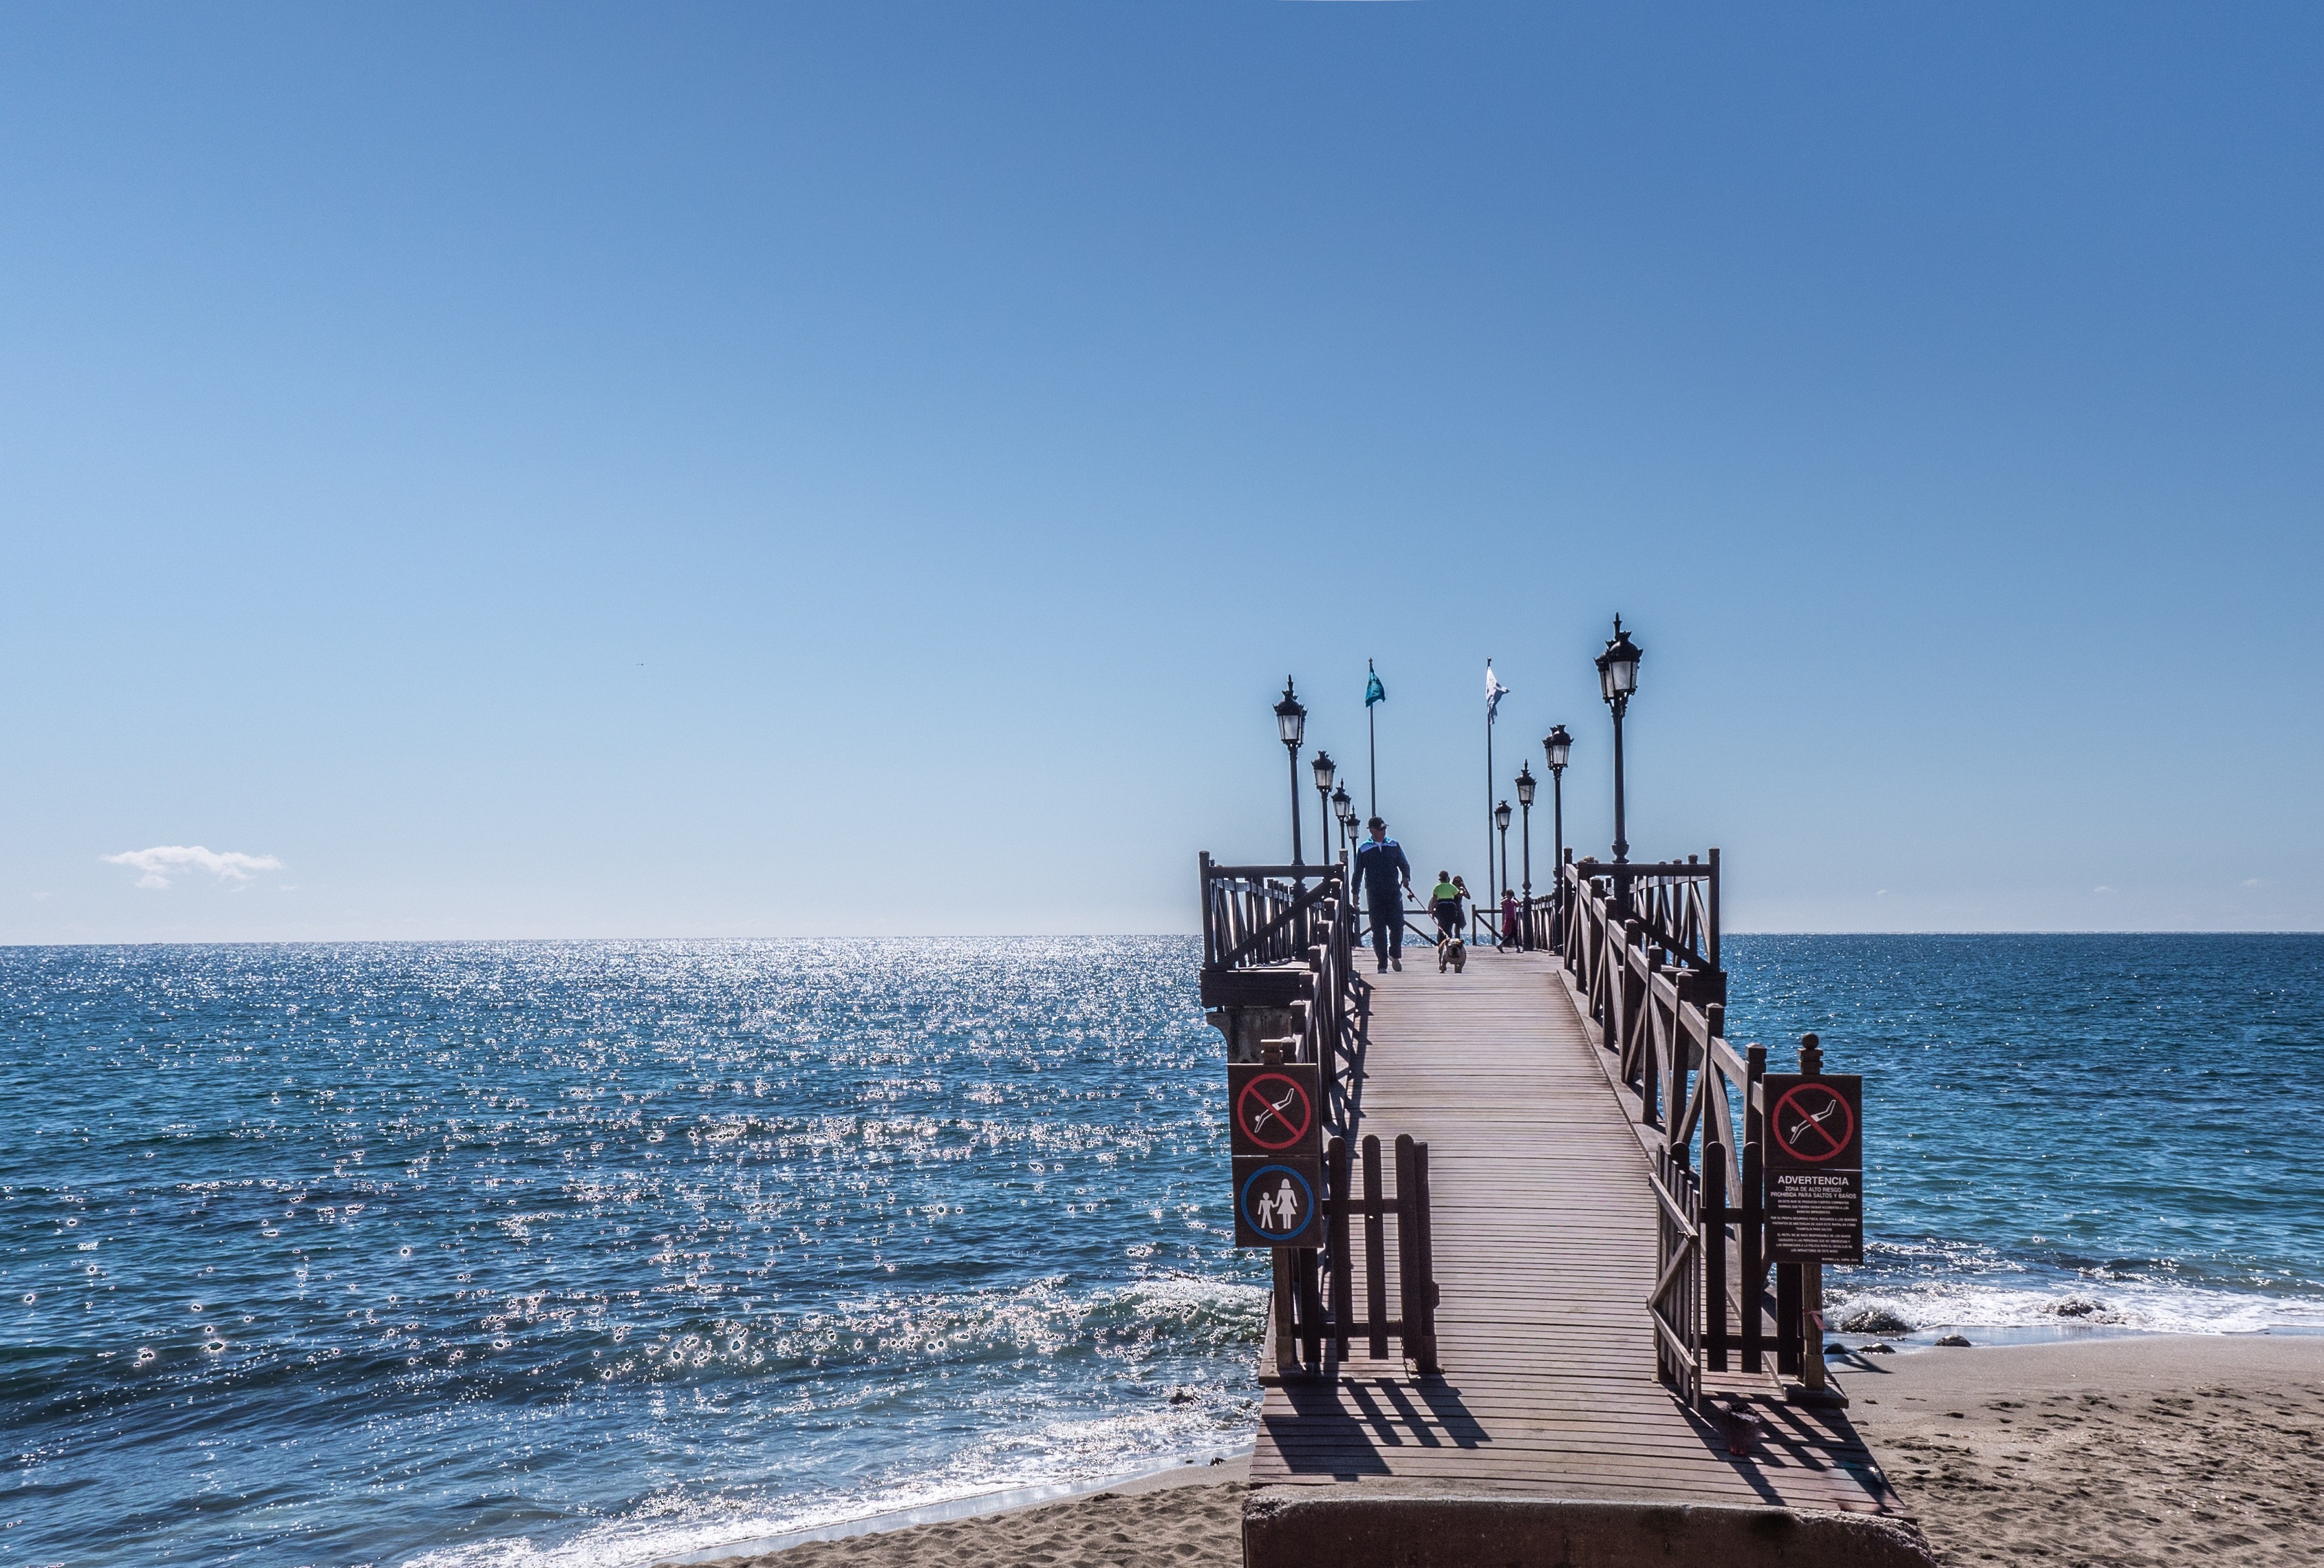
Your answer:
1485,665 -> 1494,921
1366,658 -> 1379,818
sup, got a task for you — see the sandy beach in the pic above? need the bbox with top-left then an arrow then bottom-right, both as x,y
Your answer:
1847,1334 -> 2324,1565
668,1458 -> 1251,1568
669,1335 -> 2324,1567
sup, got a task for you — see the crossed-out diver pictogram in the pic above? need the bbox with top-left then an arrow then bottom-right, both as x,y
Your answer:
1235,1072 -> 1314,1152
1772,1082 -> 1855,1163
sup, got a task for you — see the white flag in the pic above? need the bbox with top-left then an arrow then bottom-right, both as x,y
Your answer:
1485,659 -> 1509,722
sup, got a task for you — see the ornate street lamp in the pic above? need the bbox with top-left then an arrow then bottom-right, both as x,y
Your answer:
1494,799 -> 1513,938
1543,724 -> 1571,950
1594,619 -> 1642,904
1595,619 -> 1640,863
1274,678 -> 1307,865
1331,784 -> 1354,861
1514,763 -> 1536,947
1311,750 -> 1337,877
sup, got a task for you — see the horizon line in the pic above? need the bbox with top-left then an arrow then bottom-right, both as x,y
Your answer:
5,928 -> 2323,952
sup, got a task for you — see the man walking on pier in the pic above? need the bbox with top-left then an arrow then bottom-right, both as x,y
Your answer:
1353,817 -> 1414,972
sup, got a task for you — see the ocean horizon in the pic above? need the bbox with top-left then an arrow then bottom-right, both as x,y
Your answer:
7,933 -> 2319,1567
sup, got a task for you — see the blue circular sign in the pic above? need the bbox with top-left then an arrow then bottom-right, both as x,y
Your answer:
1238,1162 -> 1316,1243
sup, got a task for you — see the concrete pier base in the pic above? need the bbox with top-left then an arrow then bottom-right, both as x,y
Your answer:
1243,1485 -> 1937,1568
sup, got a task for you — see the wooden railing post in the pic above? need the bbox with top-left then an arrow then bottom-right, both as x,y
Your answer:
1703,1141 -> 1729,1371
1395,1135 -> 1441,1373
1271,1246 -> 1298,1371
1362,1135 -> 1388,1360
1706,846 -> 1721,972
1742,1042 -> 1767,1373
1327,1135 -> 1352,1362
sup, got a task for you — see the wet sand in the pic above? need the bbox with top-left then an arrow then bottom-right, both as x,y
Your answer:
665,1457 -> 1250,1568
668,1335 -> 2324,1567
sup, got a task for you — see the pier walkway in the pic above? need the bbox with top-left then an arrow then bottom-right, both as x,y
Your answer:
1247,952 -> 1893,1514
1200,852 -> 1930,1565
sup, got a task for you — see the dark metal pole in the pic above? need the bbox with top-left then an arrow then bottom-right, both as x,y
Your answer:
1551,768 -> 1565,952
1287,744 -> 1304,866
1367,660 -> 1379,819
1315,782 -> 1333,872
1611,698 -> 1628,865
1609,696 -> 1629,908
1519,799 -> 1532,948
1496,817 -> 1510,933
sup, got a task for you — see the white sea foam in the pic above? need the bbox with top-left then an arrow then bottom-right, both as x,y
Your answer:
401,1270 -> 1268,1568
405,1430 -> 1255,1568
1829,1276 -> 2324,1337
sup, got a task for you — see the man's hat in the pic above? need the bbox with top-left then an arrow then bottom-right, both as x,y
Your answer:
1366,816 -> 1386,830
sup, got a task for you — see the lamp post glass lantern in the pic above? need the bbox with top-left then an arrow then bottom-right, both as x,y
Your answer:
1494,799 -> 1512,929
1514,763 -> 1536,947
1544,724 -> 1571,951
1593,619 -> 1642,867
1311,750 -> 1337,874
1331,784 -> 1353,861
1274,678 -> 1307,865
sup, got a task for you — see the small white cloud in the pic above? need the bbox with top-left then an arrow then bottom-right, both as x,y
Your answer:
2094,885 -> 2117,895
2244,877 -> 2272,888
103,845 -> 284,890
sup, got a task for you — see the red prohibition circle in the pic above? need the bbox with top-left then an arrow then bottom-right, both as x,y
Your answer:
1236,1073 -> 1314,1151
1772,1084 -> 1855,1163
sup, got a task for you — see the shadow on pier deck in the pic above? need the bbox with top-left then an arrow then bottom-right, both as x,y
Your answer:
1241,953 -> 1931,1568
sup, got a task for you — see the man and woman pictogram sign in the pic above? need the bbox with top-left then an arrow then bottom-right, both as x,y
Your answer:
1229,1062 -> 1323,1247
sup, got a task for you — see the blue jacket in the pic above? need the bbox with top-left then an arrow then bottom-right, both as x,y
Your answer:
1351,838 -> 1412,908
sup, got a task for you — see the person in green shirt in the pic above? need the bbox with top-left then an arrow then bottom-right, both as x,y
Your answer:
1429,872 -> 1465,943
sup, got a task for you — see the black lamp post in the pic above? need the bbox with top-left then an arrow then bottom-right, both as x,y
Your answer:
1493,799 -> 1512,943
1514,763 -> 1536,947
1311,750 -> 1337,875
1331,784 -> 1354,862
1275,678 -> 1307,865
1594,619 -> 1642,902
1543,724 -> 1571,949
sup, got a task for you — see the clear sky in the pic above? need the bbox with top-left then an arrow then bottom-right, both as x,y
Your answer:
3,3 -> 2318,943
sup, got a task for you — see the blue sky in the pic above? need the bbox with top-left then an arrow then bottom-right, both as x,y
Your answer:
3,3 -> 2318,941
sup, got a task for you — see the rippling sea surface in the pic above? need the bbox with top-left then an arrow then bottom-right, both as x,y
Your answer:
1722,934 -> 2324,1341
5,933 -> 2321,1567
3,940 -> 1261,1568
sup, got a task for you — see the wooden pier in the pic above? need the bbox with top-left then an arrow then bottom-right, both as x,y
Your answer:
1199,856 -> 1933,1567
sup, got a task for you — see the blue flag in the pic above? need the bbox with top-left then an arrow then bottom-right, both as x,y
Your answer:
1365,667 -> 1386,707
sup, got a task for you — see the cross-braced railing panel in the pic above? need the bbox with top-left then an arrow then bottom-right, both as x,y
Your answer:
1554,853 -> 1815,1407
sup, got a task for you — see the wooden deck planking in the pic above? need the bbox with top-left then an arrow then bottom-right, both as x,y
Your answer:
1247,951 -> 1898,1514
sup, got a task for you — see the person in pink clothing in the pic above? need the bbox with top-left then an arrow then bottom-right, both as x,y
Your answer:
1500,889 -> 1520,948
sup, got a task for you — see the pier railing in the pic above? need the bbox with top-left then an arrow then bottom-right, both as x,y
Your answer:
1198,855 -> 1361,1126
1201,855 -> 1439,1375
1556,854 -> 1818,1406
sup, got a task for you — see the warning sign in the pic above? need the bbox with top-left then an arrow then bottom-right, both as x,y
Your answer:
1765,1075 -> 1861,1170
1232,1154 -> 1324,1247
1763,1073 -> 1863,1265
1767,1170 -> 1864,1265
1228,1064 -> 1321,1157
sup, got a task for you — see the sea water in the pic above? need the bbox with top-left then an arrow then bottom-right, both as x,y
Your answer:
4,934 -> 2319,1567
1724,934 -> 2324,1341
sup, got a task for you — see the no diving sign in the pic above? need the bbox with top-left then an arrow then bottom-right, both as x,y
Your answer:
1228,1064 -> 1321,1157
1765,1076 -> 1860,1170
1763,1073 -> 1864,1266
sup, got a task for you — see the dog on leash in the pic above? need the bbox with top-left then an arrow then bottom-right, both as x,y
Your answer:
1437,934 -> 1467,974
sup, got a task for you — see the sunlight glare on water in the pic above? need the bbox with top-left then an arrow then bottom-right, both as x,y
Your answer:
1,938 -> 1264,1568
